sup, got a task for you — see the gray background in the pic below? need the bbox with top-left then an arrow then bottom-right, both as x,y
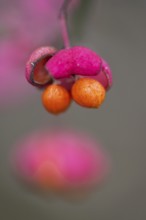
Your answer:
0,0 -> 146,219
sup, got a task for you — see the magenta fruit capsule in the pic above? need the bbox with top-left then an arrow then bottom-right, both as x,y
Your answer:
46,46 -> 102,79
25,46 -> 57,87
88,59 -> 113,90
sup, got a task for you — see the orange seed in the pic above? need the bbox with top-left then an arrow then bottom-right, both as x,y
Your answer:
71,78 -> 106,108
42,84 -> 71,114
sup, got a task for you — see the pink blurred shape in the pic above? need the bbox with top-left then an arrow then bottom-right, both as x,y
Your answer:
12,129 -> 110,193
0,0 -> 80,106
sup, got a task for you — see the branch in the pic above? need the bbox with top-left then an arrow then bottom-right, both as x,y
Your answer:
59,0 -> 72,48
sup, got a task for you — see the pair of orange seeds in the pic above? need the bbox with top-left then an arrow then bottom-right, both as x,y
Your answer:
42,78 -> 106,114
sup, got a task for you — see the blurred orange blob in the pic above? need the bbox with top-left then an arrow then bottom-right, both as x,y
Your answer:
71,78 -> 106,108
42,84 -> 71,114
35,162 -> 64,190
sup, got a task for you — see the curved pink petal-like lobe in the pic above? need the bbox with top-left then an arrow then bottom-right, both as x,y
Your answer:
46,48 -> 73,79
25,46 -> 57,87
89,59 -> 113,90
72,46 -> 102,76
46,46 -> 102,79
12,129 -> 110,192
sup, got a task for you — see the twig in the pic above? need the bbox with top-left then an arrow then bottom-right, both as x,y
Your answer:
59,0 -> 72,48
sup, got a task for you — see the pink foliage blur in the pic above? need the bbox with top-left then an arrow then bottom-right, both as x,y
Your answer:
0,0 -> 79,106
12,129 -> 110,193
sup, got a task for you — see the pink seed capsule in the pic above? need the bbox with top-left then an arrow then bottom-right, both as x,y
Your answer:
73,46 -> 102,76
59,76 -> 76,91
87,59 -> 113,90
25,46 -> 57,87
46,46 -> 102,79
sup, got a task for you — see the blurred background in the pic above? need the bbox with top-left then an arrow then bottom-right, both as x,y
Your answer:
0,0 -> 146,219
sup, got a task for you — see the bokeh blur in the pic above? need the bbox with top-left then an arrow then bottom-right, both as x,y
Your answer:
0,0 -> 146,220
12,129 -> 110,194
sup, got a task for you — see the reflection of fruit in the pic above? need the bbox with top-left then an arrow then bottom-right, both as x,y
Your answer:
72,78 -> 106,108
42,84 -> 71,114
12,130 -> 110,193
